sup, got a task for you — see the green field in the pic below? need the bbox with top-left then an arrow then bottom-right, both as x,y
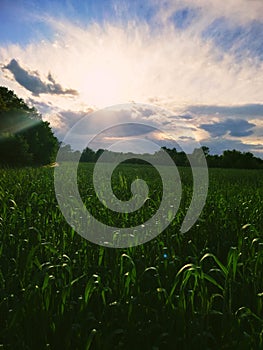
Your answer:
0,164 -> 263,349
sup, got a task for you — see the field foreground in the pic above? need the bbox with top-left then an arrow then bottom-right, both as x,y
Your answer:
0,164 -> 263,349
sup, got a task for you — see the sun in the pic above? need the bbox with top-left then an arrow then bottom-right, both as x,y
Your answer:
79,63 -> 128,108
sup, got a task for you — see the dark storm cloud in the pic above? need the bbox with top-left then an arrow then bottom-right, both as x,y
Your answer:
200,118 -> 256,137
3,59 -> 78,96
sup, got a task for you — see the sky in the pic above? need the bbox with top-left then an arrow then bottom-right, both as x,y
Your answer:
0,0 -> 263,157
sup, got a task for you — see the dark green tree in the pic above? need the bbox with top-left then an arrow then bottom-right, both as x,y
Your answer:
0,134 -> 32,165
80,147 -> 96,162
0,86 -> 59,166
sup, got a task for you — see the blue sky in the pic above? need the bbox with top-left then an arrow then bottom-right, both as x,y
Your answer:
202,17 -> 263,61
0,0 -> 158,44
0,0 -> 263,157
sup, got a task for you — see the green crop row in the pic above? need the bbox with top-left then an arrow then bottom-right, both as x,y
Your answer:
0,165 -> 262,349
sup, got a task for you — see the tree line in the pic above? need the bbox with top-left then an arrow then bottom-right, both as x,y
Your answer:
59,144 -> 263,169
162,146 -> 263,169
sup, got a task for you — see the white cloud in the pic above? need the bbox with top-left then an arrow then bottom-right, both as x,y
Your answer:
1,16 -> 262,109
0,2 -> 262,156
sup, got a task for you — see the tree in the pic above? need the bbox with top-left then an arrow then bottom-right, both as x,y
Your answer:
0,86 -> 58,166
80,147 -> 96,162
0,134 -> 32,165
58,143 -> 81,161
201,146 -> 210,157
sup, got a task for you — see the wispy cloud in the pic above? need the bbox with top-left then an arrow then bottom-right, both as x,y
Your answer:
153,0 -> 263,26
188,104 -> 263,117
1,12 -> 262,108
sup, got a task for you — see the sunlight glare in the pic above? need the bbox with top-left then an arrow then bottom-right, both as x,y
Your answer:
79,62 -> 128,107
